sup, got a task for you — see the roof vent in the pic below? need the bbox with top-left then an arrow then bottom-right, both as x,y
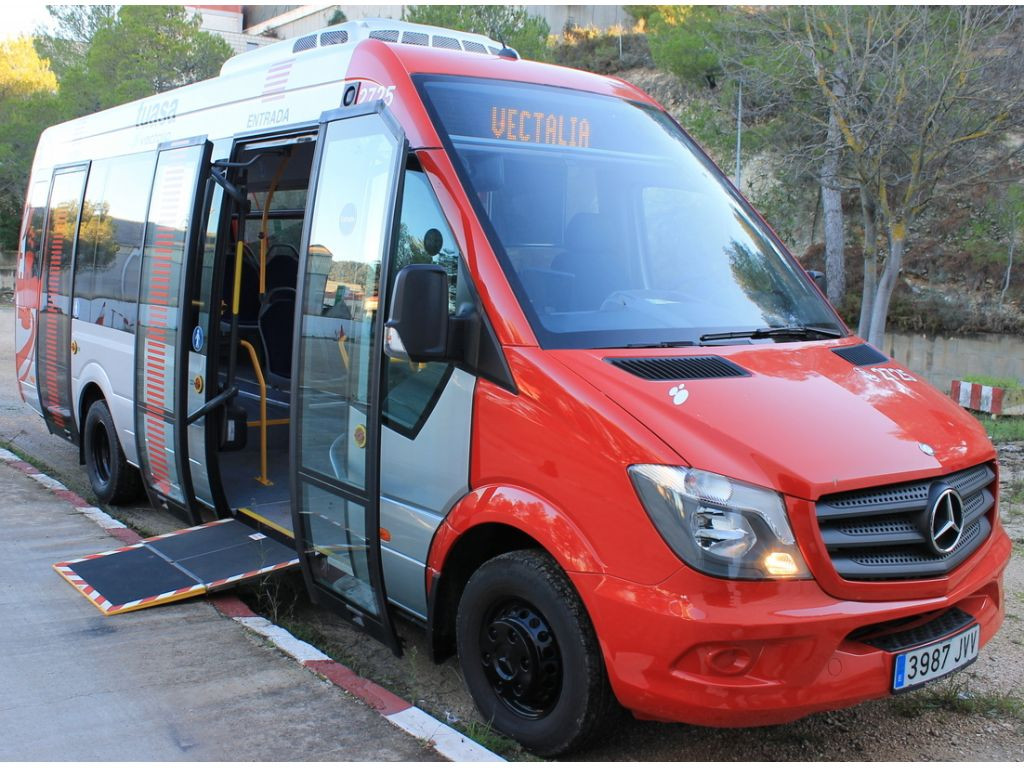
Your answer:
608,356 -> 751,381
221,19 -> 507,77
402,31 -> 429,46
432,35 -> 462,50
292,34 -> 316,53
319,30 -> 348,47
369,28 -> 400,43
832,344 -> 888,366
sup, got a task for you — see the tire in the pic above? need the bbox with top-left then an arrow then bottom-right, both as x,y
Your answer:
456,549 -> 616,757
83,399 -> 142,505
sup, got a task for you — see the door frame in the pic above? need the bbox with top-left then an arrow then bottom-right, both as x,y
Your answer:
289,101 -> 408,655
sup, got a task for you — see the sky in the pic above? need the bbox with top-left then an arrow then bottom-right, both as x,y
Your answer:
4,2 -> 53,41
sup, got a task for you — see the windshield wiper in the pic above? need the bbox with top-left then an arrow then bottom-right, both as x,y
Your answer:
615,340 -> 697,349
699,325 -> 844,343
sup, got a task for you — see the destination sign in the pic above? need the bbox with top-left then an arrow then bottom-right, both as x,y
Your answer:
490,107 -> 591,148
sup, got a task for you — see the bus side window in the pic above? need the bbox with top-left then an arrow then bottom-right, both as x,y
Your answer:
23,181 -> 49,278
383,168 -> 461,437
75,153 -> 155,333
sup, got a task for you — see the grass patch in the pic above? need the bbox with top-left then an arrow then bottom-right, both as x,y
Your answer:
463,720 -> 532,759
891,678 -> 1024,720
962,374 -> 1020,389
977,416 -> 1024,443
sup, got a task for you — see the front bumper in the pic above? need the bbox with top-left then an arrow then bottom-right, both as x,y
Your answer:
573,525 -> 1010,727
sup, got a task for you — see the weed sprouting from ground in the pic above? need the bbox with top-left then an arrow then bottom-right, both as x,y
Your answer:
890,677 -> 1024,721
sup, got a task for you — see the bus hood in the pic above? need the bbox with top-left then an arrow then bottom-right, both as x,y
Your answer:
549,341 -> 995,501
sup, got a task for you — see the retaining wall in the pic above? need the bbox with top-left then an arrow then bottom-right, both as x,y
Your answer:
884,331 -> 1024,394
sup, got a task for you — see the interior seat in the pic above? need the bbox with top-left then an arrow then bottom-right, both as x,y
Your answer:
258,286 -> 296,391
265,243 -> 299,291
550,213 -> 627,311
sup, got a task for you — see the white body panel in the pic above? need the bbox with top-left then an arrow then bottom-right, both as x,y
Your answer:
70,320 -> 139,465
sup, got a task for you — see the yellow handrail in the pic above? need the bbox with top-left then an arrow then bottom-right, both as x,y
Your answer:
231,240 -> 244,315
259,154 -> 291,296
239,339 -> 272,487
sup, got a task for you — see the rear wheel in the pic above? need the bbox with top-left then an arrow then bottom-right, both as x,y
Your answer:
456,549 -> 615,757
84,399 -> 142,505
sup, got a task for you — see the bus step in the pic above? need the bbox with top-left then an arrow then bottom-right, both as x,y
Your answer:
53,519 -> 299,616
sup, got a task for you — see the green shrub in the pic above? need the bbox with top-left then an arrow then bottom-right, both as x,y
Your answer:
551,23 -> 652,74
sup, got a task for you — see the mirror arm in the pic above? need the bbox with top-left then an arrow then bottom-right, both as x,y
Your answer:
447,309 -> 477,368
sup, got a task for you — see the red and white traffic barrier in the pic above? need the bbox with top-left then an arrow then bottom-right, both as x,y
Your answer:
951,380 -> 1005,415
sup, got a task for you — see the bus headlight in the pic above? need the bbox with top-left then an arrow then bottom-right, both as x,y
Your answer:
628,465 -> 810,580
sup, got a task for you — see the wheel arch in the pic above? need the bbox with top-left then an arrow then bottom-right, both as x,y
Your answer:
425,485 -> 605,661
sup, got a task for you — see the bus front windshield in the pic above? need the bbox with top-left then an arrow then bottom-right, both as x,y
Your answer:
419,76 -> 844,349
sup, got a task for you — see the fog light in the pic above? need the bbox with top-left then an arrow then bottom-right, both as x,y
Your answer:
707,646 -> 754,676
764,551 -> 800,576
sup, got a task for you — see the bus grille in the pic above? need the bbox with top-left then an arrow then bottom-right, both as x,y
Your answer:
815,463 -> 996,580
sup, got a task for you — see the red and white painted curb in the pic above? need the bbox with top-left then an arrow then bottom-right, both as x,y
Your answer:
0,447 -> 504,763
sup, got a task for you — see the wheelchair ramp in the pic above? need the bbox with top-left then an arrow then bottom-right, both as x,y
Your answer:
53,519 -> 299,616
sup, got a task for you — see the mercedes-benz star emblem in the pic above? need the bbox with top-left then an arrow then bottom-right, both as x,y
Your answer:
927,487 -> 965,555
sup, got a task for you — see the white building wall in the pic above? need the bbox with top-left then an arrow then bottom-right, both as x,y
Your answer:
242,4 -> 633,41
187,5 -> 278,54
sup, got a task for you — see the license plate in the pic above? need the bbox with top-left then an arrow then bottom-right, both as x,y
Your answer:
892,624 -> 980,692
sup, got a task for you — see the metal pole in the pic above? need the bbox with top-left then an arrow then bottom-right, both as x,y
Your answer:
735,79 -> 743,188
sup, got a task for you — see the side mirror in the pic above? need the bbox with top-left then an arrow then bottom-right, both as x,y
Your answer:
385,264 -> 450,362
807,270 -> 828,295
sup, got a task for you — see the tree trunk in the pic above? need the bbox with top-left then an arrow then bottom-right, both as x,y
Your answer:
857,185 -> 877,339
1000,229 -> 1016,307
821,76 -> 846,306
867,223 -> 905,349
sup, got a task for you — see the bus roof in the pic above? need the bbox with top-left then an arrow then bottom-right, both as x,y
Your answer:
31,19 -> 655,172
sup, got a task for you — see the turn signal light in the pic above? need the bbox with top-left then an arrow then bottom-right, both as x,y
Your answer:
764,551 -> 800,576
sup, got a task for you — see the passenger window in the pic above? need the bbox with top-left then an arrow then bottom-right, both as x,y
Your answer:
23,181 -> 48,278
75,153 -> 156,332
383,168 -> 460,436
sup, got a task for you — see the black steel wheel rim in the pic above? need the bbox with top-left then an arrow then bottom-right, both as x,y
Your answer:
91,422 -> 112,484
479,598 -> 563,719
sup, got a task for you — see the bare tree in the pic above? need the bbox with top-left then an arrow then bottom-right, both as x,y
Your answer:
722,7 -> 1024,344
805,6 -> 1024,346
716,8 -> 852,307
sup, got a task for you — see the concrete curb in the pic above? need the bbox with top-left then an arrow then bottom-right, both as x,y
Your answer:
0,447 -> 505,763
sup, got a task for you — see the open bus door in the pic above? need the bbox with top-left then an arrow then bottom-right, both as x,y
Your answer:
290,103 -> 405,655
134,137 -> 213,521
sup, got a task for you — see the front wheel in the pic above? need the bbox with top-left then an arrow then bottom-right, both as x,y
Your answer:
456,550 -> 615,756
83,399 -> 142,505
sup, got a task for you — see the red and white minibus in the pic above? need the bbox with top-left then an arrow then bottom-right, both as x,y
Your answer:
16,19 -> 1010,755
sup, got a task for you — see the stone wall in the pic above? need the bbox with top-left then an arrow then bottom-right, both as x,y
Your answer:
884,331 -> 1024,394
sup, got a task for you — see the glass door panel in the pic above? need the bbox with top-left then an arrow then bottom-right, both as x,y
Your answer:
292,107 -> 404,651
134,139 -> 210,514
37,166 -> 88,442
